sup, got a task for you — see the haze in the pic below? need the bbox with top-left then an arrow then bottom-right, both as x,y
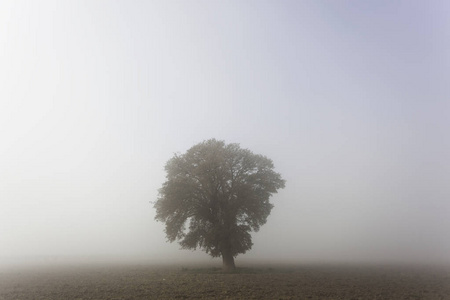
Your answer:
1,1 -> 449,267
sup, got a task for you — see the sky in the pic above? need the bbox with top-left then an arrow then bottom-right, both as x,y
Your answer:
1,0 -> 449,265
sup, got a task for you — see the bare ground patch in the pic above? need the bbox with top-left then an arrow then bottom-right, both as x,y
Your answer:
0,264 -> 449,299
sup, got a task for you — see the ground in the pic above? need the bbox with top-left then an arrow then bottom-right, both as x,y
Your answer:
0,263 -> 449,299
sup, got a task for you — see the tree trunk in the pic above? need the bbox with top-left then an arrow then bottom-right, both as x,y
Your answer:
222,251 -> 235,271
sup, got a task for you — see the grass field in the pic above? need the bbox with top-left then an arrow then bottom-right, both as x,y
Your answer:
0,263 -> 449,299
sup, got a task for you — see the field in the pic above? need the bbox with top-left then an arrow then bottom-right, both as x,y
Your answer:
0,263 -> 449,299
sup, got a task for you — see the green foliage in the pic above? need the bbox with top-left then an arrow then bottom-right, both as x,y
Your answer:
154,139 -> 285,259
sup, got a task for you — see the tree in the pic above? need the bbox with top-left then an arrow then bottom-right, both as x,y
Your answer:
154,139 -> 285,270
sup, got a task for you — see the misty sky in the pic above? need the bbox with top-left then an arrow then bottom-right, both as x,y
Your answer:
1,1 -> 449,265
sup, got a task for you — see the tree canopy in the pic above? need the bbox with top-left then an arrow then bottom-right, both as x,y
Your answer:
154,139 -> 285,270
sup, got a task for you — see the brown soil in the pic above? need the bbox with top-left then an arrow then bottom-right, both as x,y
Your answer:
0,264 -> 449,299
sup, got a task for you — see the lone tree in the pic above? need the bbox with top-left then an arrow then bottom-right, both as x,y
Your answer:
154,139 -> 285,270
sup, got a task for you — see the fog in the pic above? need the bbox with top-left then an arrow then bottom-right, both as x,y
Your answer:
1,1 -> 449,267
